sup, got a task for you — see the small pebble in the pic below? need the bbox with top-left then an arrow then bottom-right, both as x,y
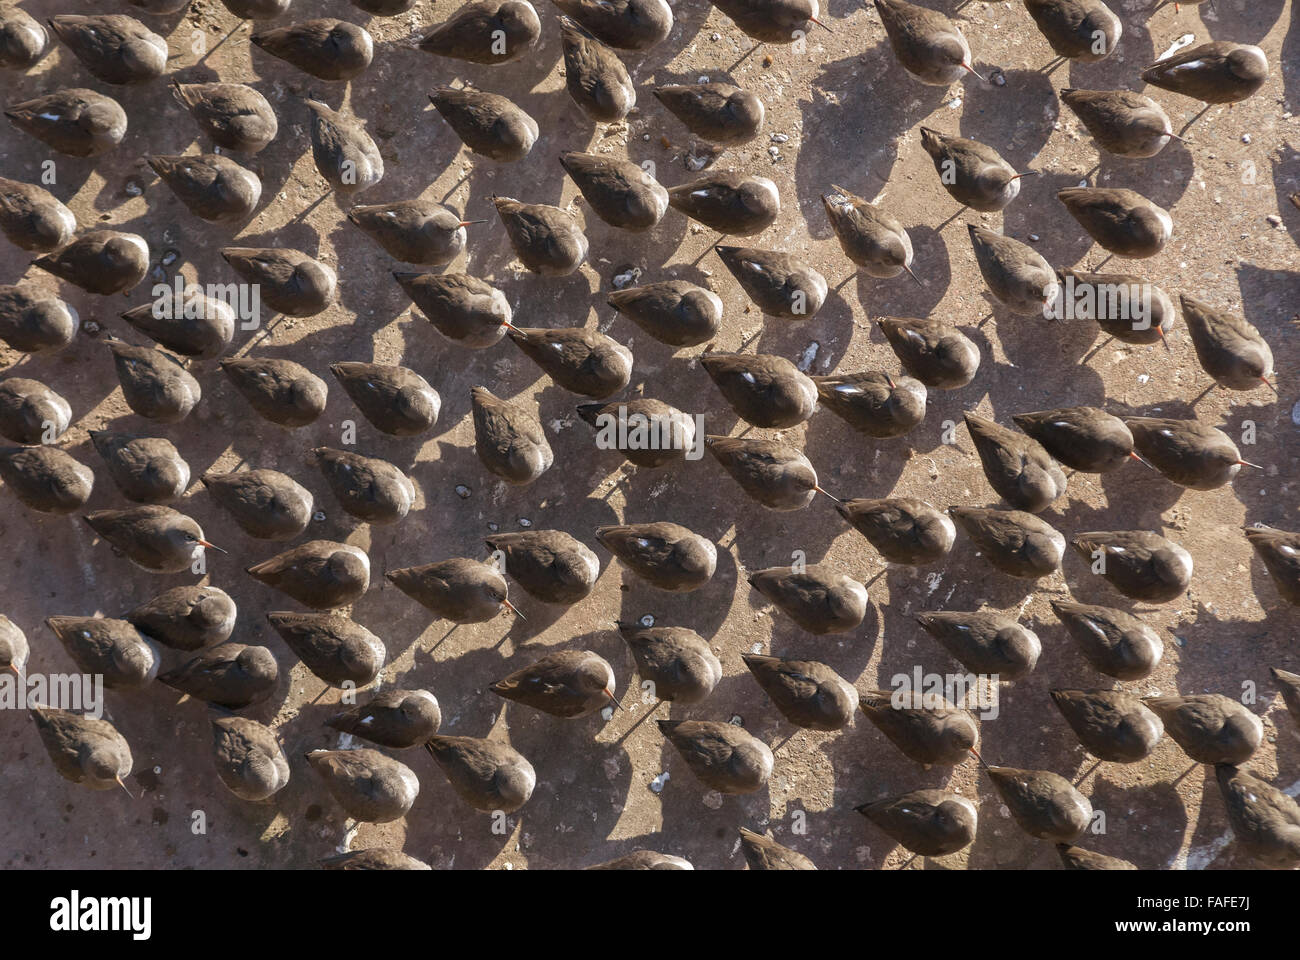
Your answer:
455,484 -> 471,499
612,265 -> 642,289
1266,214 -> 1282,227
650,772 -> 669,793
639,613 -> 655,627
1158,34 -> 1196,61
770,133 -> 789,143
518,517 -> 532,528
487,521 -> 499,532
1241,134 -> 1251,144
729,714 -> 743,726
797,341 -> 819,372
313,510 -> 326,522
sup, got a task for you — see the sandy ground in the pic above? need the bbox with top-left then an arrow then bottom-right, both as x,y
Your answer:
1,0 -> 1298,871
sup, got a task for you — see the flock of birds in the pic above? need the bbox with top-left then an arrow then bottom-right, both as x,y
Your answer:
0,0 -> 1298,870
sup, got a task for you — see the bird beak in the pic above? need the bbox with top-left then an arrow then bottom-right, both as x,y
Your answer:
3,663 -> 18,676
1009,171 -> 1040,181
115,776 -> 135,799
963,63 -> 987,83
1129,451 -> 1157,471
969,746 -> 990,770
810,16 -> 832,32
605,689 -> 621,711
1259,376 -> 1278,395
1157,326 -> 1171,353
501,598 -> 526,621
459,219 -> 489,228
1238,459 -> 1264,470
814,485 -> 840,504
197,539 -> 227,554
884,373 -> 897,390
902,264 -> 923,287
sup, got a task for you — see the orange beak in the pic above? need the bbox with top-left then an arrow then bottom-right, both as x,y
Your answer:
814,485 -> 840,503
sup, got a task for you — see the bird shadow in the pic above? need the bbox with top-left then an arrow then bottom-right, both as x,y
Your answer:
1200,0 -> 1286,44
795,52 -> 949,241
959,68 -> 1057,173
